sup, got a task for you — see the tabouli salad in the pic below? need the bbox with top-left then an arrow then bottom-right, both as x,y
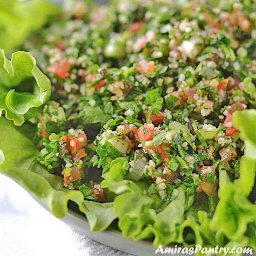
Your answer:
0,0 -> 255,252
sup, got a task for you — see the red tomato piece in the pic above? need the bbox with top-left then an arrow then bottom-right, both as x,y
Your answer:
40,130 -> 50,138
72,149 -> 87,162
63,166 -> 81,185
94,80 -> 106,89
90,183 -> 106,203
223,114 -> 233,128
129,21 -> 144,33
150,112 -> 165,125
234,9 -> 253,32
61,132 -> 87,153
136,60 -> 155,74
227,101 -> 246,115
144,145 -> 170,162
136,124 -> 155,142
218,79 -> 229,91
187,87 -> 197,98
64,174 -> 70,185
135,36 -> 148,51
55,40 -> 66,51
219,147 -> 237,162
225,127 -> 237,136
124,126 -> 138,138
223,114 -> 238,136
48,59 -> 71,79
201,180 -> 217,197
70,166 -> 81,180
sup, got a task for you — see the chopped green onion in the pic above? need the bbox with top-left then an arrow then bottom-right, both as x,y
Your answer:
192,121 -> 207,148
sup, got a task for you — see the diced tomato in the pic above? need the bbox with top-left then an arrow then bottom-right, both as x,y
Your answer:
94,79 -> 106,89
196,167 -> 217,197
63,136 -> 74,152
144,145 -> 170,162
223,114 -> 233,128
61,132 -> 87,153
40,130 -> 50,138
171,91 -> 182,106
55,40 -> 66,51
187,87 -> 197,98
234,9 -> 252,32
135,36 -> 148,51
70,166 -> 81,180
223,114 -> 238,136
147,61 -> 155,73
64,174 -> 71,185
201,180 -> 217,197
88,73 -> 98,83
171,91 -> 188,107
72,149 -> 87,161
136,60 -> 155,74
150,112 -> 165,125
63,166 -> 82,185
124,126 -> 138,138
235,101 -> 246,110
136,124 -> 155,142
124,126 -> 138,148
129,21 -> 144,33
218,79 -> 229,91
48,59 -> 71,79
196,185 -> 203,193
219,146 -> 237,162
76,132 -> 87,147
90,183 -> 106,203
227,101 -> 246,115
225,127 -> 237,136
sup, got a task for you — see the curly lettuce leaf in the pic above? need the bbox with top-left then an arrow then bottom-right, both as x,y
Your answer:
101,157 -> 137,194
79,201 -> 117,232
178,219 -> 203,247
0,49 -> 51,125
151,189 -> 185,245
100,156 -> 216,247
210,179 -> 256,243
209,110 -> 256,251
114,190 -> 157,239
233,110 -> 256,196
0,0 -> 59,53
113,178 -> 208,247
197,211 -> 216,246
233,110 -> 256,161
0,118 -> 116,230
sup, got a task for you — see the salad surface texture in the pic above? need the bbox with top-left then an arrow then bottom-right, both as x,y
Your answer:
0,0 -> 255,252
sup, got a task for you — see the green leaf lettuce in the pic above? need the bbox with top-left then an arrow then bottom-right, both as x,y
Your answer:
0,49 -> 51,125
0,0 -> 59,53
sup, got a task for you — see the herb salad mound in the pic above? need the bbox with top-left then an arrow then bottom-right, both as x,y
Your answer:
0,0 -> 255,252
